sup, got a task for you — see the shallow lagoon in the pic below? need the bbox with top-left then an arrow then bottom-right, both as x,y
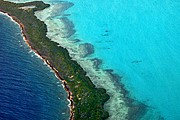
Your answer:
64,0 -> 180,119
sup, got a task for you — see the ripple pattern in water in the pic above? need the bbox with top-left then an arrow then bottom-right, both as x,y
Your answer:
0,13 -> 69,120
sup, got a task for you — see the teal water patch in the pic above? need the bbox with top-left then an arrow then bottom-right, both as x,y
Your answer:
64,0 -> 180,119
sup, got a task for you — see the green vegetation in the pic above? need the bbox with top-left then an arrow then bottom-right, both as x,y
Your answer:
0,0 -> 110,119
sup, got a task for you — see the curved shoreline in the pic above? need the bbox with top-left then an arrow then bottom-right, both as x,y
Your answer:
0,10 -> 75,120
0,1 -> 110,119
0,0 -> 149,120
0,7 -> 148,120
35,3 -> 150,120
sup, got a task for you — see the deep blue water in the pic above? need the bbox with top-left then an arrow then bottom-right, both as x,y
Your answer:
0,14 -> 69,120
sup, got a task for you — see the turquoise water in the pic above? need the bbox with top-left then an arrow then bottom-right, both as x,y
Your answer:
63,0 -> 180,119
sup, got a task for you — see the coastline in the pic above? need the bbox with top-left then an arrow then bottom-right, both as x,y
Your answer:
0,1 -> 110,120
34,4 -> 130,119
0,1 -> 149,119
0,9 -> 147,120
0,11 -> 75,120
34,2 -> 149,120
0,0 -> 172,119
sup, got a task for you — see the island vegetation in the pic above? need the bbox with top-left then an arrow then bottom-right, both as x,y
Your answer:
0,0 -> 110,120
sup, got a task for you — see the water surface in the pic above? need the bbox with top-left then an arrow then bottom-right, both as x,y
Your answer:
64,0 -> 180,119
0,13 -> 69,120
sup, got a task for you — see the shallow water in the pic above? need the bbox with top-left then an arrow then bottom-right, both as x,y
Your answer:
64,0 -> 180,119
0,13 -> 69,120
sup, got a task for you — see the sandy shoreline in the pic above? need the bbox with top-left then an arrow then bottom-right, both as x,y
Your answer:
0,10 -> 74,120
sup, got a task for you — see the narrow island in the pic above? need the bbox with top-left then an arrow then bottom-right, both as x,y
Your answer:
0,0 -> 110,120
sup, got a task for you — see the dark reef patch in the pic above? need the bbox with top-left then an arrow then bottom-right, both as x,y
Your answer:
91,58 -> 102,69
79,43 -> 94,57
59,17 -> 76,38
72,39 -> 81,43
50,1 -> 74,17
104,69 -> 150,120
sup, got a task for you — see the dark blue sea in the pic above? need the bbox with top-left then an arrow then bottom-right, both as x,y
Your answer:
0,13 -> 69,120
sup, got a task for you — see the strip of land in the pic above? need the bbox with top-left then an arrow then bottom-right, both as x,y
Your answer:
0,1 -> 110,120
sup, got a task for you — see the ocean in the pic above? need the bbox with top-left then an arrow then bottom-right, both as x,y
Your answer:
2,0 -> 180,120
0,13 -> 69,120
